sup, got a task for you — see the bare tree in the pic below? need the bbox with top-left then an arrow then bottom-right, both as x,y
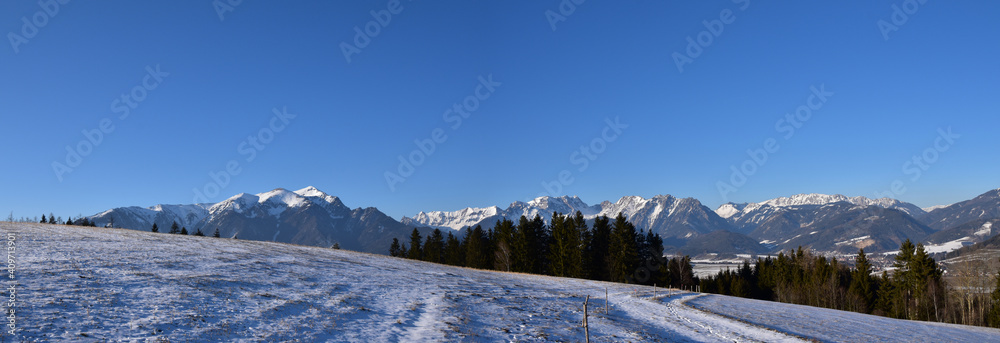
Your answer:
948,257 -> 999,326
494,240 -> 513,272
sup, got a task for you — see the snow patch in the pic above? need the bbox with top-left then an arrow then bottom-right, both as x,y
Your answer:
835,236 -> 871,246
975,222 -> 993,236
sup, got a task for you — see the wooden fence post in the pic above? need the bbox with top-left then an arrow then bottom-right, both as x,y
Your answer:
583,295 -> 590,343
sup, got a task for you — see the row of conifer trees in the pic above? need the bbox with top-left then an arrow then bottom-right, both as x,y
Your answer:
389,212 -> 699,289
700,240 -> 1000,328
148,221 -> 221,238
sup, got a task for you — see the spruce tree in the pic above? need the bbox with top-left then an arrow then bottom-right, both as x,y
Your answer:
892,239 -> 917,319
389,238 -> 402,257
193,228 -> 204,236
213,228 -> 221,238
40,214 -> 46,223
513,215 -> 547,274
911,243 -> 944,321
424,229 -> 445,264
533,215 -> 551,273
151,223 -> 159,233
464,225 -> 491,269
641,229 -> 665,286
549,212 -> 583,278
667,257 -> 681,288
332,242 -> 340,249
493,219 -> 516,271
170,221 -> 180,234
81,217 -> 91,227
407,228 -> 423,260
849,248 -> 875,313
576,212 -> 593,278
589,215 -> 612,281
444,232 -> 464,266
180,227 -> 188,235
679,255 -> 696,289
48,213 -> 56,224
608,212 -> 639,283
512,216 -> 532,273
65,217 -> 72,225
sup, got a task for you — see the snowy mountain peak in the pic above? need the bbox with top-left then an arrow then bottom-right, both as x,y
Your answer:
257,188 -> 306,207
403,206 -> 503,231
720,193 -> 927,230
526,195 -> 589,211
759,193 -> 851,207
617,195 -> 648,204
405,193 -> 728,240
715,203 -> 749,219
922,205 -> 948,212
294,186 -> 342,207
751,193 -> 917,214
213,193 -> 261,213
295,186 -> 323,197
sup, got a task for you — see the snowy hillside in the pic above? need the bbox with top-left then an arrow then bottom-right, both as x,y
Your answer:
4,222 -> 999,342
89,203 -> 212,231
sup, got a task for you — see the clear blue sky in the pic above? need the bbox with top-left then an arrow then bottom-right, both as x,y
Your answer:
2,1 -> 998,221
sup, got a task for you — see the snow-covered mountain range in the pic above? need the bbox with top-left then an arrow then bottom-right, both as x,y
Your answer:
87,186 -> 424,253
89,203 -> 212,231
402,195 -> 730,243
717,193 -> 925,220
401,191 -> 998,255
84,187 -> 1000,256
716,193 -> 927,234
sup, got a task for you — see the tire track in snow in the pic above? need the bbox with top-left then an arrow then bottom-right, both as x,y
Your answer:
664,294 -> 737,342
611,291 -> 805,343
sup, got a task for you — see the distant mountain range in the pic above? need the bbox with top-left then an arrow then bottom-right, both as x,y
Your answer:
87,187 -> 427,254
402,195 -> 730,246
403,189 -> 1000,256
84,187 -> 1000,257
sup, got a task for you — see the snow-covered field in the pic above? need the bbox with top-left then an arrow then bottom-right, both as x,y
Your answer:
3,223 -> 998,342
687,295 -> 1000,343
